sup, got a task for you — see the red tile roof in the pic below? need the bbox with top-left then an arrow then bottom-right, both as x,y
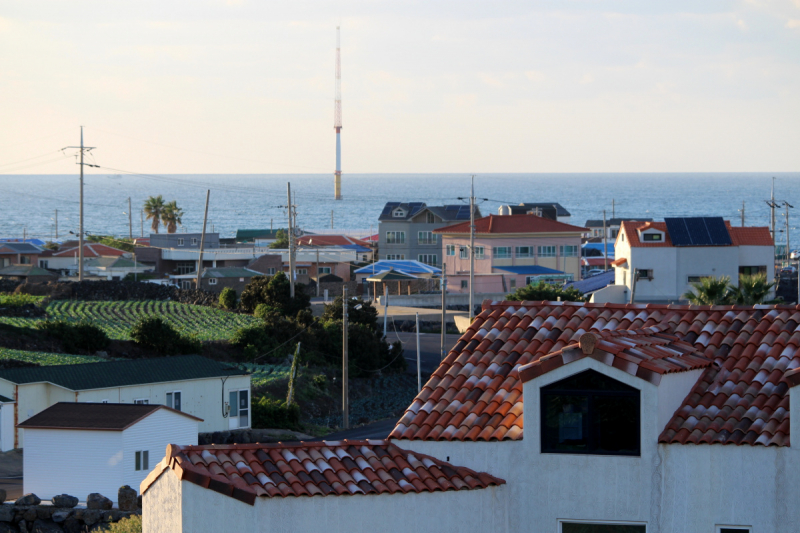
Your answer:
621,221 -> 773,248
53,243 -> 127,258
518,327 -> 713,385
434,214 -> 588,235
389,301 -> 800,446
296,235 -> 370,247
611,257 -> 627,266
142,440 -> 504,505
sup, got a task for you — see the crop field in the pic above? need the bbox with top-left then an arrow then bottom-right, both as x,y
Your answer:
240,363 -> 293,389
0,293 -> 47,307
0,347 -> 106,366
0,300 -> 261,341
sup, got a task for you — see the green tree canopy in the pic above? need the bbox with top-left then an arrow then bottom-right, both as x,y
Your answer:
506,280 -> 586,302
269,229 -> 290,249
239,272 -> 310,315
161,201 -> 184,234
321,296 -> 380,330
682,276 -> 734,305
143,195 -> 165,234
733,273 -> 777,305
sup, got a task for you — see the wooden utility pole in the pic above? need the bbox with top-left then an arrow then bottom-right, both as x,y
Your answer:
54,210 -> 58,241
62,126 -> 96,281
140,210 -> 144,238
288,183 -> 295,298
469,175 -> 475,322
416,312 -> 421,392
331,210 -> 334,230
440,265 -> 447,361
128,197 -> 133,239
741,201 -> 745,227
342,286 -> 349,429
196,190 -> 210,290
603,210 -> 608,272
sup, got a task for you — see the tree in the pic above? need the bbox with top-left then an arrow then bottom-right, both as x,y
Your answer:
682,276 -> 734,305
143,196 -> 166,234
732,273 -> 776,305
219,287 -> 237,309
239,272 -> 310,315
321,296 -> 380,330
506,280 -> 586,302
161,200 -> 184,234
269,229 -> 289,249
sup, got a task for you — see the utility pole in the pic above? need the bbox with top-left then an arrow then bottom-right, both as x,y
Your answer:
23,227 -> 26,243
196,190 -> 210,290
331,210 -> 334,230
54,210 -> 58,241
740,201 -> 745,227
342,286 -> 349,429
333,26 -> 343,200
469,175 -> 476,322
140,210 -> 144,238
440,265 -> 447,361
287,183 -> 296,298
784,202 -> 794,264
612,199 -> 615,220
416,312 -> 421,393
128,198 -> 133,239
769,177 -> 776,242
603,209 -> 608,272
62,126 -> 97,282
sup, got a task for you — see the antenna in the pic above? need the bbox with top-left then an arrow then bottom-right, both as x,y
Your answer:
334,26 -> 343,200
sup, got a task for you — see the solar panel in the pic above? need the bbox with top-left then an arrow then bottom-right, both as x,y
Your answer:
381,202 -> 400,216
456,205 -> 471,220
665,217 -> 731,246
408,202 -> 426,217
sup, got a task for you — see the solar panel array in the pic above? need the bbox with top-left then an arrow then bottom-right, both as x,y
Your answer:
664,217 -> 732,246
408,202 -> 426,217
380,202 -> 401,217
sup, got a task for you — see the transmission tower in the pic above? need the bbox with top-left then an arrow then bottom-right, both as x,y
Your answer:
334,26 -> 343,200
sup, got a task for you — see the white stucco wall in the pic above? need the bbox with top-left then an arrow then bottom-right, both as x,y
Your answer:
23,429 -> 124,501
0,403 -> 14,452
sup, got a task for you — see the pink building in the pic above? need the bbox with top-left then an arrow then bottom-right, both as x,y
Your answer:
434,214 -> 588,293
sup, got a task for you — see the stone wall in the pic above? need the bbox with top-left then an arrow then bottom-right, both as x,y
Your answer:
0,488 -> 140,533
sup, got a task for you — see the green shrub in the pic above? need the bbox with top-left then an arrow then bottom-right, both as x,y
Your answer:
312,374 -> 327,390
0,293 -> 46,308
506,280 -> 586,302
239,273 -> 310,315
321,297 -> 379,329
129,316 -> 201,356
254,303 -> 278,319
35,319 -> 109,354
106,514 -> 142,533
251,397 -> 301,430
219,287 -> 237,310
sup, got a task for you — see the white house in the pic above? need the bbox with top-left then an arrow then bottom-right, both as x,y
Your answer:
0,355 -> 251,449
142,300 -> 800,533
42,243 -> 130,276
607,218 -> 774,303
20,402 -> 200,502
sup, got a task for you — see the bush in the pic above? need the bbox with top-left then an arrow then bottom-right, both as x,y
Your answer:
35,319 -> 109,354
219,287 -> 237,310
0,293 -> 45,308
239,273 -> 310,315
321,297 -> 379,330
254,303 -> 278,319
506,280 -> 586,302
251,397 -> 301,430
129,316 -> 202,356
106,514 -> 142,533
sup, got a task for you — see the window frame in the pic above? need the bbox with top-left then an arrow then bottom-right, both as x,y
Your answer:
135,450 -> 150,471
417,231 -> 437,245
641,232 -> 663,242
426,212 -> 435,223
318,267 -> 332,275
559,245 -> 579,257
177,238 -> 184,246
385,254 -> 405,260
208,278 -> 217,285
460,280 -> 468,289
385,231 -> 406,244
228,389 -> 250,428
715,527 -> 751,533
474,246 -> 485,259
492,246 -> 511,259
636,269 -> 653,280
540,370 -> 641,457
537,245 -> 556,258
446,245 -> 456,256
166,391 -> 182,411
559,519 -> 647,533
296,268 -> 308,275
191,238 -> 198,245
515,246 -> 533,258
133,398 -> 149,405
459,246 -> 468,259
417,254 -> 438,266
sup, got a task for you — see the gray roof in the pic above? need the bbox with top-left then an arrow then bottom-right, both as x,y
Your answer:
585,218 -> 653,228
202,267 -> 260,279
0,265 -> 55,277
508,203 -> 570,217
565,270 -> 615,294
0,242 -> 41,254
378,202 -> 481,222
0,355 -> 247,390
17,402 -> 202,430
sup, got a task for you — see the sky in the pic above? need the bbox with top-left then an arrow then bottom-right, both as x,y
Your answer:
1,0 -> 799,174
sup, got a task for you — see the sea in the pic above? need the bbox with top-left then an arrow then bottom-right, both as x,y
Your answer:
1,173 -> 799,242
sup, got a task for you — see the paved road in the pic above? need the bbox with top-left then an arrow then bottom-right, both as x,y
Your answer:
392,332 -> 461,379
310,418 -> 399,442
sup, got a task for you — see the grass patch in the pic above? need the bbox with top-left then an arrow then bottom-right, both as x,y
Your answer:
0,347 -> 106,366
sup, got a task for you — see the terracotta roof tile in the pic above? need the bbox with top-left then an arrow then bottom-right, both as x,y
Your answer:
390,300 -> 800,446
142,441 -> 504,505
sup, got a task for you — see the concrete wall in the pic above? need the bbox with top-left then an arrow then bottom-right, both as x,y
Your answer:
376,292 -> 508,308
15,383 -> 74,447
0,403 -> 14,452
150,234 -> 220,249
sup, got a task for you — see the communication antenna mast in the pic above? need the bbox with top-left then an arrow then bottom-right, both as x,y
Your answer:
334,26 -> 343,200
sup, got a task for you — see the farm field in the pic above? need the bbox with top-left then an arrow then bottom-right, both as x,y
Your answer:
0,300 -> 261,341
0,347 -> 106,366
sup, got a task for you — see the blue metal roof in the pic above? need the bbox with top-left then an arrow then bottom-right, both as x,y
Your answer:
341,244 -> 371,253
493,265 -> 565,275
565,270 -> 615,294
354,260 -> 441,275
582,242 -> 615,256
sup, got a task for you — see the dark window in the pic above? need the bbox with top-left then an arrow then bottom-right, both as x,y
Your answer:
562,524 -> 646,533
739,266 -> 766,276
541,370 -> 640,456
642,233 -> 662,241
719,529 -> 750,533
635,269 -> 652,280
461,280 -> 468,289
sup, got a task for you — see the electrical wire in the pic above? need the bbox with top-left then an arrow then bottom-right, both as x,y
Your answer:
0,151 -> 64,168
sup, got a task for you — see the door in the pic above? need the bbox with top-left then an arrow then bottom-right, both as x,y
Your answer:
238,390 -> 249,428
229,390 -> 239,429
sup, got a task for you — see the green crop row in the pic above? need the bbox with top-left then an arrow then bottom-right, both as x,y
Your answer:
0,347 -> 106,366
0,293 -> 47,308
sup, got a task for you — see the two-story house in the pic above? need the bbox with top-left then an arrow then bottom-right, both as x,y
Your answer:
434,214 -> 588,293
0,242 -> 42,268
584,217 -> 652,240
377,203 -> 481,267
607,217 -> 774,303
497,202 -> 571,223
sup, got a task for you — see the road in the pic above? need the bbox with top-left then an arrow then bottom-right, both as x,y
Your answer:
392,332 -> 461,380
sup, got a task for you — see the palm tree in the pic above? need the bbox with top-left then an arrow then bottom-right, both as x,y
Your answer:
733,273 -> 776,305
161,201 -> 184,234
143,196 -> 165,234
682,276 -> 734,305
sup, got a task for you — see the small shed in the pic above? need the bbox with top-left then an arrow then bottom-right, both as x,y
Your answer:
19,402 -> 201,502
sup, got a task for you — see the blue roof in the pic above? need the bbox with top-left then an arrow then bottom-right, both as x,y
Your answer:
341,244 -> 371,253
565,270 -> 615,294
582,242 -> 615,255
493,265 -> 565,276
354,260 -> 441,275
0,238 -> 46,246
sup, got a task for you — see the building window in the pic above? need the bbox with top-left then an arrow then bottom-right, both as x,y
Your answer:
39,260 -> 48,269
474,246 -> 485,259
560,245 -> 579,257
739,266 -> 766,276
537,246 -> 556,258
418,231 -> 437,245
318,267 -> 331,274
191,238 -> 198,245
296,268 -> 308,275
610,229 -> 619,238
208,278 -> 217,285
636,269 -> 653,280
515,246 -> 533,258
177,262 -> 195,275
642,232 -> 662,241
134,399 -> 149,405
621,233 -> 626,242
426,212 -> 435,223
177,238 -> 184,246
418,254 -> 438,266
446,245 -> 456,256
493,247 -> 511,259
392,209 -> 405,218
687,276 -> 709,283
166,391 -> 182,411
266,268 -> 276,275
509,279 -> 516,288
461,280 -> 468,289
385,254 -> 405,260
135,450 -> 149,471
386,231 -> 405,244
459,246 -> 468,259
229,390 -> 250,428
560,522 -> 646,533
716,527 -> 751,533
541,369 -> 640,456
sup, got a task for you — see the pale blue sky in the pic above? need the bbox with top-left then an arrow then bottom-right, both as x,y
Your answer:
1,0 -> 799,174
